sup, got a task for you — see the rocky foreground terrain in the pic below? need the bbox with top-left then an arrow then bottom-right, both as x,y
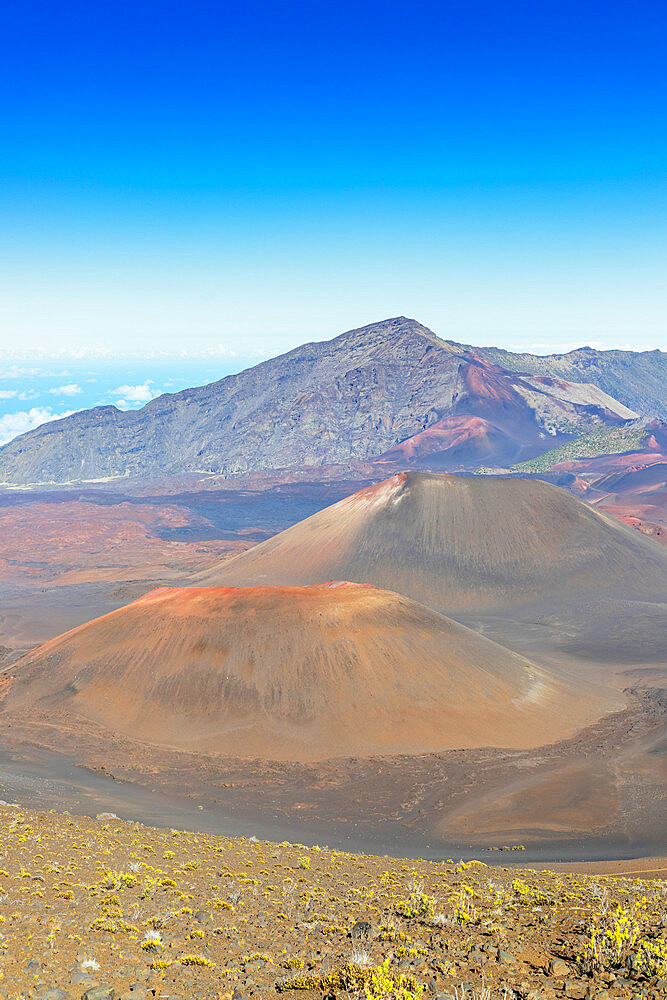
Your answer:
0,803 -> 665,1000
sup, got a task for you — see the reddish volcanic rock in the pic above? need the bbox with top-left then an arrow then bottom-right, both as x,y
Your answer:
379,415 -> 520,468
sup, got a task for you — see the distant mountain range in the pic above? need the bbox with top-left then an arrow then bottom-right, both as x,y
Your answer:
0,317 -> 663,485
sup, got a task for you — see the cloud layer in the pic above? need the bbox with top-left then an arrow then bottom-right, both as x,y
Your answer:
0,407 -> 75,446
48,384 -> 83,396
111,382 -> 158,407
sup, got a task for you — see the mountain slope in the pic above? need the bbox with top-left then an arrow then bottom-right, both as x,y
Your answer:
471,343 -> 666,418
511,420 -> 651,473
378,415 -> 520,468
0,582 -> 609,760
0,317 -> 641,485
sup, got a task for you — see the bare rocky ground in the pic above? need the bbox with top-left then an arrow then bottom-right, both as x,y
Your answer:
0,803 -> 666,1000
1,685 -> 664,860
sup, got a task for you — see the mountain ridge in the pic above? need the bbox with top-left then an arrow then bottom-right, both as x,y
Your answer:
468,341 -> 666,418
0,316 -> 658,485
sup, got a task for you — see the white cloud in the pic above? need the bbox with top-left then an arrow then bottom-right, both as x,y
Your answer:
111,382 -> 157,405
48,383 -> 82,396
0,407 -> 75,446
0,365 -> 44,379
0,347 -> 116,361
0,388 -> 38,400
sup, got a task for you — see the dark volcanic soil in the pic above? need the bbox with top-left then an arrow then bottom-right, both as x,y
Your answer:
0,686 -> 664,863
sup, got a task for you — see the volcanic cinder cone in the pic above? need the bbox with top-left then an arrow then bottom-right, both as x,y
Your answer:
194,471 -> 667,616
0,582 -> 613,761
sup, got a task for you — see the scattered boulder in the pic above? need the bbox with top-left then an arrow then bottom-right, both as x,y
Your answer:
548,957 -> 570,977
350,919 -> 372,941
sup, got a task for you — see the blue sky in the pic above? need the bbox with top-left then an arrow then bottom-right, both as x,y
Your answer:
1,0 -> 666,373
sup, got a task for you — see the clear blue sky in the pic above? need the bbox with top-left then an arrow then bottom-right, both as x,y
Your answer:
1,0 -> 665,358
